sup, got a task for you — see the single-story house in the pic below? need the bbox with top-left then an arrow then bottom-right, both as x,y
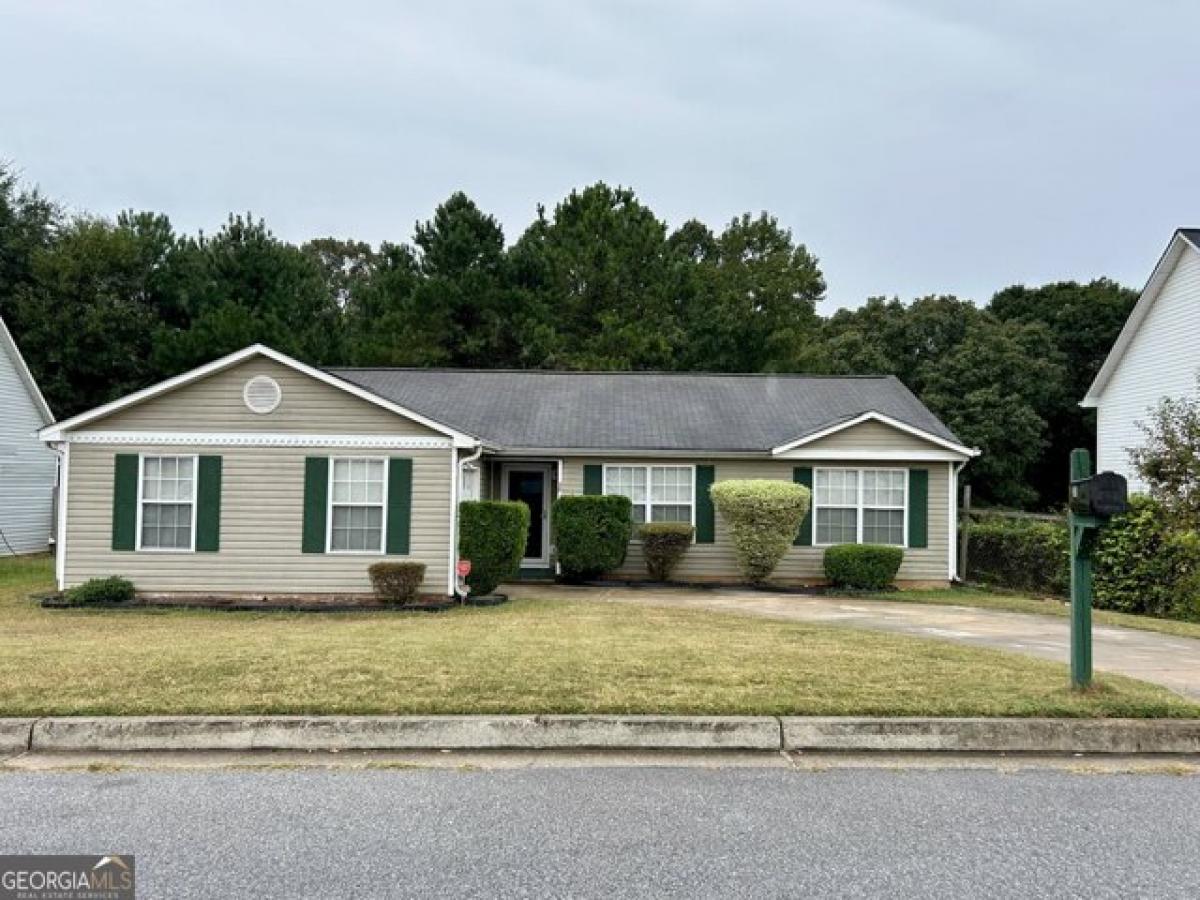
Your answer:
0,315 -> 57,555
39,344 -> 978,597
1082,228 -> 1200,491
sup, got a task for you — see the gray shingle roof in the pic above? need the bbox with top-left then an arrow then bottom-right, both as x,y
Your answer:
328,368 -> 962,453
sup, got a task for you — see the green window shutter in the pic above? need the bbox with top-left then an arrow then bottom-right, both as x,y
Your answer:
112,454 -> 139,551
793,467 -> 813,546
302,457 -> 329,553
583,465 -> 603,495
195,456 -> 223,552
695,465 -> 716,543
386,457 -> 413,555
908,468 -> 929,548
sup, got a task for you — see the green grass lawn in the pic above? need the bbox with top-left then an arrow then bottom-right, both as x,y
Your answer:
2,555 -> 1195,718
885,585 -> 1200,641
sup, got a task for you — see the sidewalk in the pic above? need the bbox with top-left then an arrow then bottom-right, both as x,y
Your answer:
510,583 -> 1200,700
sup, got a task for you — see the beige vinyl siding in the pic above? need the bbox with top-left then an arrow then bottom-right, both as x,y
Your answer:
64,443 -> 452,594
91,357 -> 441,436
561,457 -> 951,584
794,419 -> 943,454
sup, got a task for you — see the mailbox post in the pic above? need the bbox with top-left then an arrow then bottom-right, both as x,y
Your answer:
1067,448 -> 1128,690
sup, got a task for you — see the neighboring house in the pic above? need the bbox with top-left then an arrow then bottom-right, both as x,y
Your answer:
1082,229 -> 1200,491
39,344 -> 978,597
0,316 -> 56,554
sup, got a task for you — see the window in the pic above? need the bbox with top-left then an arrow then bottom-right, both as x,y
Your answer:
329,458 -> 386,552
861,469 -> 906,545
604,465 -> 693,525
814,468 -> 906,546
460,464 -> 481,502
139,455 -> 196,550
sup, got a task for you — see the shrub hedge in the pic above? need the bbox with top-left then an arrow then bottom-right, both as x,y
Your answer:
65,576 -> 135,606
966,516 -> 1069,596
823,544 -> 904,590
368,562 -> 426,605
638,522 -> 694,581
1094,495 -> 1200,621
458,500 -> 529,596
552,495 -> 633,580
964,498 -> 1200,623
709,480 -> 810,583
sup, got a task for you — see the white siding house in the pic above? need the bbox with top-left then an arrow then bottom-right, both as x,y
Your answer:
0,317 -> 56,554
1082,229 -> 1200,492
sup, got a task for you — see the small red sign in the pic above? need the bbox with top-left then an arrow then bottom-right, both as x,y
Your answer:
456,559 -> 472,577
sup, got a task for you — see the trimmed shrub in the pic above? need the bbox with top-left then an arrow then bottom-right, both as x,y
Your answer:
709,480 -> 810,583
967,516 -> 1069,596
1094,495 -> 1200,621
458,500 -> 529,596
552,495 -> 633,580
368,562 -> 426,605
638,522 -> 694,581
823,544 -> 904,590
64,576 -> 135,606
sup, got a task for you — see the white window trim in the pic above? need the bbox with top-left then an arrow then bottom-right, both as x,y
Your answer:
135,453 -> 199,553
325,456 -> 389,555
602,464 -> 697,534
813,466 -> 908,548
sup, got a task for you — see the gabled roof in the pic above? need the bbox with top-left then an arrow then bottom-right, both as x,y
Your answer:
1082,228 -> 1200,407
38,344 -> 479,446
0,316 -> 53,424
330,367 -> 971,455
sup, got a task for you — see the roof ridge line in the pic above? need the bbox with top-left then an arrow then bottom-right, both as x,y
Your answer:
328,367 -> 895,379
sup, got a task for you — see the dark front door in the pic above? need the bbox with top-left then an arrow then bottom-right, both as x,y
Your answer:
507,470 -> 546,561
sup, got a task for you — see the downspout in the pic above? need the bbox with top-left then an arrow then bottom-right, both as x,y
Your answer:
451,443 -> 485,601
950,460 -> 967,583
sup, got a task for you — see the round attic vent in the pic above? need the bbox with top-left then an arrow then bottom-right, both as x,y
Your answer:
243,375 -> 282,414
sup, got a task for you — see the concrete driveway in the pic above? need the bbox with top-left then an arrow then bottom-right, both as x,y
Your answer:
511,583 -> 1200,700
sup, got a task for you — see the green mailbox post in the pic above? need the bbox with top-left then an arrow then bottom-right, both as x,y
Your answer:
1067,448 -> 1128,690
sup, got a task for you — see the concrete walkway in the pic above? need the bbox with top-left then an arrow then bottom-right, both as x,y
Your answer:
511,583 -> 1200,700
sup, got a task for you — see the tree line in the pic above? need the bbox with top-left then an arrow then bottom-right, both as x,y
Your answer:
0,164 -> 1137,509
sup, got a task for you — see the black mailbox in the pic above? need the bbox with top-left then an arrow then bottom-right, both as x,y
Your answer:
1069,471 -> 1128,518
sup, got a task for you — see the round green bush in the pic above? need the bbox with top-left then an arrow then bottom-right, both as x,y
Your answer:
552,495 -> 633,580
458,500 -> 530,596
709,480 -> 810,583
368,562 -> 427,605
638,522 -> 694,581
823,544 -> 904,590
64,576 -> 135,606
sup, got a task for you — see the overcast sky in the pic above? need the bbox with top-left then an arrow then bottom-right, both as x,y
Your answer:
3,0 -> 1198,309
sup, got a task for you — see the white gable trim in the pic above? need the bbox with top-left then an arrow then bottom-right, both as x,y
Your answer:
58,431 -> 454,449
771,411 -> 979,458
38,344 -> 480,447
0,316 -> 53,424
1082,230 -> 1200,407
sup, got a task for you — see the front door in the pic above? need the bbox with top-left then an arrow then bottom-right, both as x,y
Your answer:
504,467 -> 549,566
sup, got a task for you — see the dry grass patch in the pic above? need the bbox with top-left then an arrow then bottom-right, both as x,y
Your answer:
2,556 -> 1196,718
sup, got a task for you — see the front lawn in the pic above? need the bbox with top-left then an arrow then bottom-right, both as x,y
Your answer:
2,556 -> 1195,718
886,586 -> 1200,642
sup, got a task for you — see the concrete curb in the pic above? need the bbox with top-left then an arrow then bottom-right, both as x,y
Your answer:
27,715 -> 781,753
5,716 -> 1199,755
781,717 -> 1200,754
0,719 -> 35,754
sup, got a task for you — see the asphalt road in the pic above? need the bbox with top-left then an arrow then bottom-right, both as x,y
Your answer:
1,766 -> 1197,898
